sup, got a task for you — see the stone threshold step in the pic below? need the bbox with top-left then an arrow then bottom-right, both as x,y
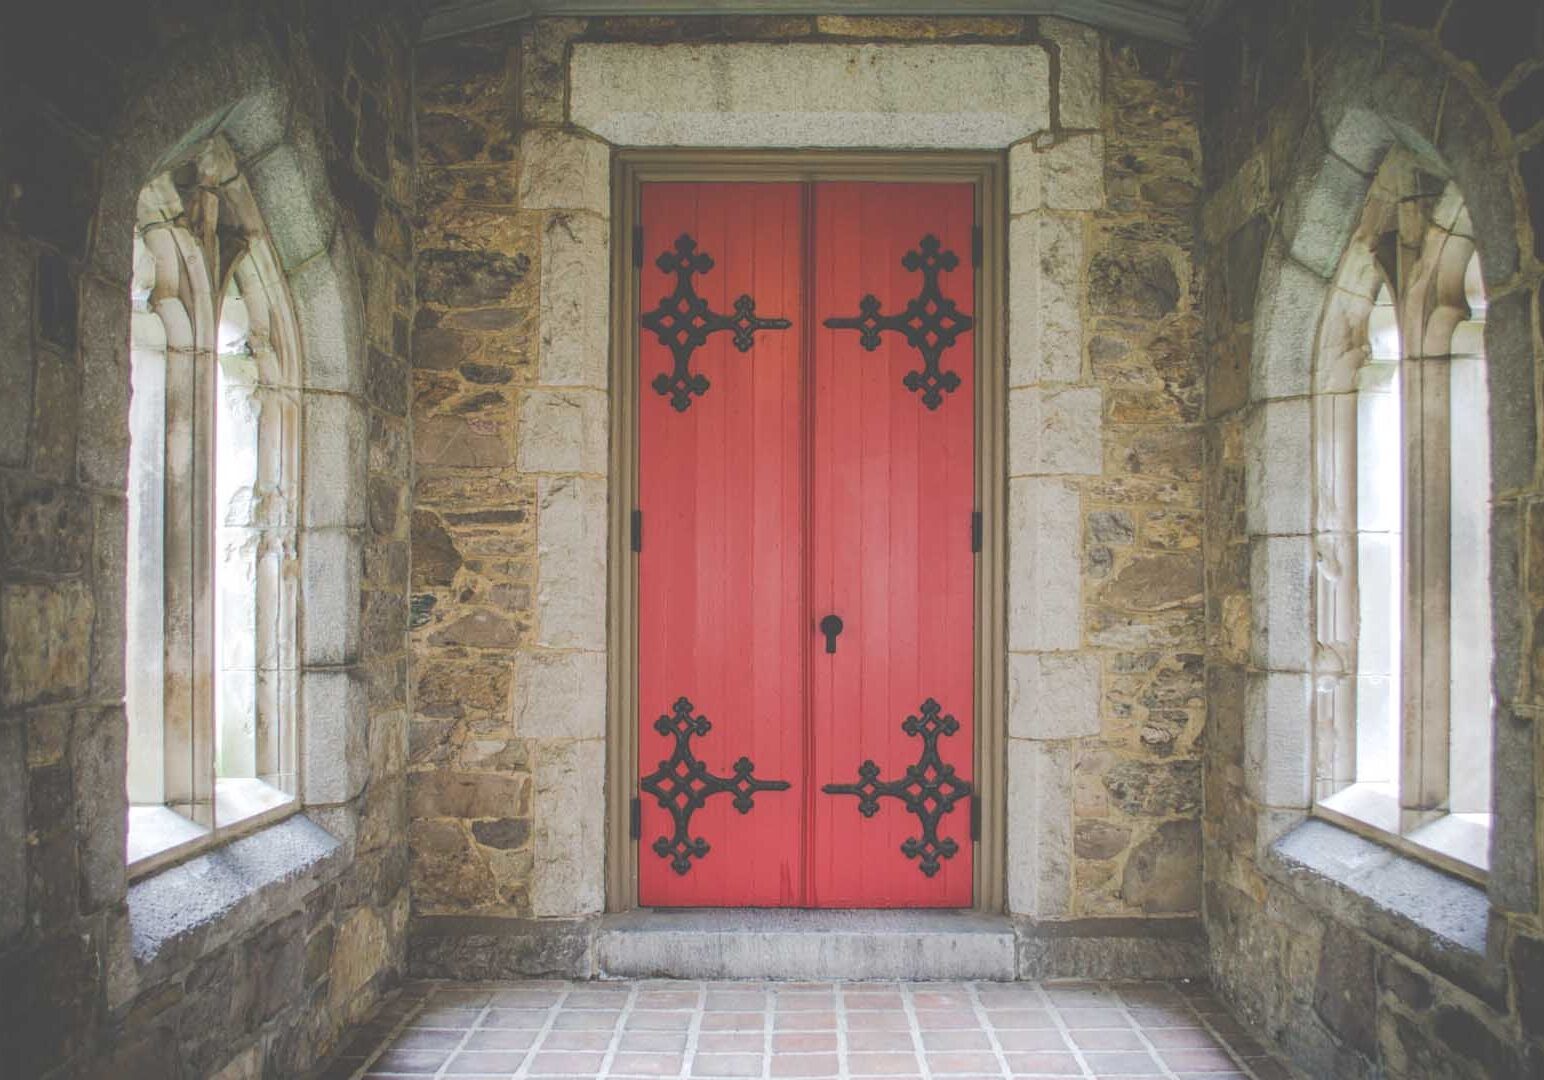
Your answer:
596,909 -> 1017,981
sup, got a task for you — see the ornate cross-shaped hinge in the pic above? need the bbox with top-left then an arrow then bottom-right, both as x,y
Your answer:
822,698 -> 972,877
823,234 -> 974,410
640,234 -> 792,413
640,696 -> 791,874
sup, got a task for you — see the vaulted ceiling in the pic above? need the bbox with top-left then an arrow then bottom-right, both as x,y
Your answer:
418,1 -> 1227,46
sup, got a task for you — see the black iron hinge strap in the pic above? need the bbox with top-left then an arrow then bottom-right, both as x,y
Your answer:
972,510 -> 982,554
971,225 -> 983,268
629,796 -> 641,839
631,509 -> 643,553
971,794 -> 981,841
633,225 -> 644,268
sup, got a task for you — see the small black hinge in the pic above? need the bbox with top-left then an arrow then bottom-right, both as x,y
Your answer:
633,225 -> 644,268
629,796 -> 641,839
970,794 -> 982,842
971,225 -> 983,268
631,509 -> 643,553
971,510 -> 983,554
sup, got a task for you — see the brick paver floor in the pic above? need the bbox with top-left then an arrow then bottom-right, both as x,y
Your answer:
326,980 -> 1294,1080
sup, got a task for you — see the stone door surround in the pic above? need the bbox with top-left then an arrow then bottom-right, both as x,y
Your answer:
513,27 -> 1119,923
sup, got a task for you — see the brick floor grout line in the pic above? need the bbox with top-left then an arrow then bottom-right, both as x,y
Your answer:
597,980 -> 640,1078
832,980 -> 851,1080
1032,982 -> 1097,1080
679,979 -> 708,1079
898,980 -> 936,1080
511,980 -> 573,1080
761,980 -> 775,1080
429,985 -> 496,1080
1103,980 -> 1183,1080
1181,991 -> 1266,1080
348,985 -> 429,1080
964,980 -> 1012,1080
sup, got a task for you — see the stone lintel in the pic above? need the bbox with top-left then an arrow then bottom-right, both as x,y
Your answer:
571,43 -> 1051,148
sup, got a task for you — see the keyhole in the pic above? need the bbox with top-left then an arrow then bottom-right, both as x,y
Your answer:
820,614 -> 844,654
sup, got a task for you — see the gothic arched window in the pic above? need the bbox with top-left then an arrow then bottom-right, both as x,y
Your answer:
1311,150 -> 1493,878
125,137 -> 301,869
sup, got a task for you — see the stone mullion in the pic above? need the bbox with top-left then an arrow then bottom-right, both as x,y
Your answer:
160,339 -> 217,827
1399,348 -> 1454,829
1312,387 -> 1358,801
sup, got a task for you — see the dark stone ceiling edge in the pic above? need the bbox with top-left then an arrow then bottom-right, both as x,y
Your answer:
417,1 -> 1223,47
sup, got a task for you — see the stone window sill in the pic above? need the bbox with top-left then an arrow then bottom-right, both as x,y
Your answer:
127,779 -> 298,877
124,812 -> 344,983
1263,818 -> 1502,1007
1315,783 -> 1491,882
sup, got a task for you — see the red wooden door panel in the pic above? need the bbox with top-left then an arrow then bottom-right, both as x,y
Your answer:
809,183 -> 977,907
637,183 -> 807,906
637,180 -> 976,908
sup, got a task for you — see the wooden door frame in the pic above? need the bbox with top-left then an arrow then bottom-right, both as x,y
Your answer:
607,149 -> 1008,913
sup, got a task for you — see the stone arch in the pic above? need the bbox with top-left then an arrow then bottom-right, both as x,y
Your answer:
1244,27 -> 1536,909
89,26 -> 371,845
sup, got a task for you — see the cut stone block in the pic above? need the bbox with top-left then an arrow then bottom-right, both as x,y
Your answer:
571,43 -> 1050,148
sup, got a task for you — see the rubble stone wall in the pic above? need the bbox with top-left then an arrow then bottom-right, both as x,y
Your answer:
0,4 -> 417,1076
1199,2 -> 1544,1076
409,14 -> 1206,974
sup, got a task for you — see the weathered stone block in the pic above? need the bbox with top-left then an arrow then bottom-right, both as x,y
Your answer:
300,528 -> 362,666
1087,248 -> 1179,319
536,211 -> 611,389
522,19 -> 585,126
1120,820 -> 1200,913
1007,478 -> 1081,651
1100,759 -> 1200,817
518,130 -> 610,216
291,239 -> 365,395
536,476 -> 607,651
1008,652 -> 1100,740
73,708 -> 127,913
1010,133 -> 1105,213
1247,398 -> 1309,537
302,668 -> 369,804
2,477 -> 93,574
414,414 -> 513,469
408,770 -> 527,821
1249,536 -> 1313,672
1008,213 -> 1084,386
814,15 -> 1024,39
516,650 -> 607,740
0,724 -> 23,941
1041,18 -> 1102,129
531,739 -> 605,917
303,391 -> 368,528
1097,550 -> 1203,613
517,389 -> 607,475
77,274 -> 131,489
243,142 -> 336,272
570,43 -> 1050,148
1250,250 -> 1325,402
1314,921 -> 1378,1056
329,906 -> 387,1011
1009,385 -> 1102,476
1,581 -> 92,707
0,241 -> 34,467
1007,739 -> 1072,917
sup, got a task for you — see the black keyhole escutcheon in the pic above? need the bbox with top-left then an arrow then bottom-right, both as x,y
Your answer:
820,615 -> 844,654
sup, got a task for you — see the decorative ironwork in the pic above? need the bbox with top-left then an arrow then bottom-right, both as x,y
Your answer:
640,234 -> 792,412
640,696 -> 791,874
822,698 -> 973,877
823,234 -> 974,410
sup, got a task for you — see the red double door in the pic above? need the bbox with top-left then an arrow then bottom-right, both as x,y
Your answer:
637,181 -> 977,908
